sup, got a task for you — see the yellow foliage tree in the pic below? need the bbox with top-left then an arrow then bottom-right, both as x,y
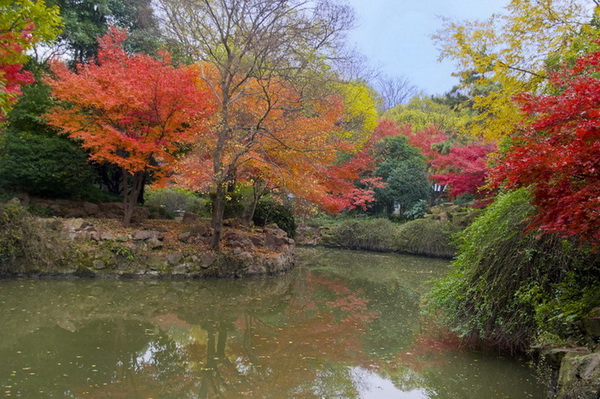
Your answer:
435,0 -> 599,139
337,81 -> 379,146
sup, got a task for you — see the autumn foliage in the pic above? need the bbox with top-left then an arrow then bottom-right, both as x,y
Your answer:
175,64 -> 359,214
45,27 -> 214,224
0,23 -> 35,121
490,45 -> 600,244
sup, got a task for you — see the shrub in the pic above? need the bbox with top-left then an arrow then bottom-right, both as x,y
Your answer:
427,188 -> 600,351
0,201 -> 66,272
0,131 -> 97,198
323,218 -> 400,252
402,199 -> 428,220
253,197 -> 296,238
145,187 -> 208,219
397,218 -> 459,258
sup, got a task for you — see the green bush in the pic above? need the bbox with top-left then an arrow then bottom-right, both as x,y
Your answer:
402,199 -> 429,220
397,218 -> 459,258
427,188 -> 600,351
323,218 -> 400,252
253,197 -> 296,238
0,131 -> 97,198
321,217 -> 459,257
145,187 -> 208,219
0,201 -> 66,272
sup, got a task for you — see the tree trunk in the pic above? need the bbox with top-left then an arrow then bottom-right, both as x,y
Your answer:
123,170 -> 145,226
211,181 -> 226,250
244,180 -> 265,226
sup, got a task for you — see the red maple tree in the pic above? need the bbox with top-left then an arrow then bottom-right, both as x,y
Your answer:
0,23 -> 35,121
430,142 -> 495,198
45,27 -> 215,225
490,44 -> 600,245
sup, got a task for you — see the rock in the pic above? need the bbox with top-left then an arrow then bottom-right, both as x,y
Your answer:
250,235 -> 265,247
148,238 -> 163,250
172,264 -> 187,274
200,253 -> 217,269
99,232 -> 116,241
83,202 -> 100,216
46,219 -> 63,231
56,319 -> 77,332
557,350 -> 600,398
66,208 -> 87,218
265,232 -> 286,249
223,218 -> 239,227
132,230 -> 163,241
584,307 -> 600,340
92,260 -> 106,270
62,218 -> 86,232
146,255 -> 166,271
187,223 -> 211,237
178,232 -> 192,243
224,230 -> 254,250
166,253 -> 184,265
541,347 -> 590,368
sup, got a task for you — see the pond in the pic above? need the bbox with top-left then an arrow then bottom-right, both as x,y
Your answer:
0,248 -> 546,398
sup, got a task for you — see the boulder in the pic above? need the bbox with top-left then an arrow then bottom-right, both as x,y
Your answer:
92,260 -> 106,270
584,307 -> 600,341
62,218 -> 86,232
166,253 -> 184,265
557,350 -> 600,398
200,253 -> 217,269
132,230 -> 163,241
83,202 -> 100,216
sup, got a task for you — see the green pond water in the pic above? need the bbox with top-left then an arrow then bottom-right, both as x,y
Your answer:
0,248 -> 547,398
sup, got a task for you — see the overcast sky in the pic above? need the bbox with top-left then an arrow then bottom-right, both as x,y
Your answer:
344,0 -> 506,96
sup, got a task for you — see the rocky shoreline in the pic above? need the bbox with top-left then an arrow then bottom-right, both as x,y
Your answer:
1,214 -> 296,279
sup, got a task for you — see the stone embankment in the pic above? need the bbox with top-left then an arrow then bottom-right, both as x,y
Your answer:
534,308 -> 600,399
5,215 -> 295,278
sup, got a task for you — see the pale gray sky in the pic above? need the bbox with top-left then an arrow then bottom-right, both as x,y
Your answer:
344,0 -> 506,95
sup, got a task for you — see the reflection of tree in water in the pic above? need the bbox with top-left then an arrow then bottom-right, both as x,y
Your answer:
0,319 -> 188,398
0,259 -> 543,398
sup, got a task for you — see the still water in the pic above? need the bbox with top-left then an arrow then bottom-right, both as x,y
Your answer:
0,248 -> 546,398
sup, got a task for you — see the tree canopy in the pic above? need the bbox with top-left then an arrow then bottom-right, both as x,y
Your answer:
45,28 -> 215,225
490,43 -> 600,245
0,0 -> 61,120
434,0 -> 599,139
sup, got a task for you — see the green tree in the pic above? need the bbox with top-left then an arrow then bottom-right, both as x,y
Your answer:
0,63 -> 98,198
383,95 -> 468,134
47,0 -> 161,61
370,135 -> 430,217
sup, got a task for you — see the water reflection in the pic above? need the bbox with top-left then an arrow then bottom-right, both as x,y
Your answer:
0,249 -> 545,398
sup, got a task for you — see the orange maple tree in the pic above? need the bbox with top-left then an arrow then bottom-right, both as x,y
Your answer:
45,27 -> 215,225
175,67 -> 358,240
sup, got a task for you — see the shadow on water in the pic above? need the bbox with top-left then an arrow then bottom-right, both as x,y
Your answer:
0,248 -> 546,398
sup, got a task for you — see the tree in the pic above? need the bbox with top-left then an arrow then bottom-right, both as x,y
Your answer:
383,95 -> 469,134
376,74 -> 418,112
45,28 -> 215,225
429,142 -> 495,199
368,124 -> 430,216
490,43 -> 600,245
434,0 -> 598,139
0,0 -> 61,121
46,0 -> 162,62
157,0 -> 355,248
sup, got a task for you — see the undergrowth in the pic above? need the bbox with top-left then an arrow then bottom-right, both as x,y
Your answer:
427,188 -> 600,351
